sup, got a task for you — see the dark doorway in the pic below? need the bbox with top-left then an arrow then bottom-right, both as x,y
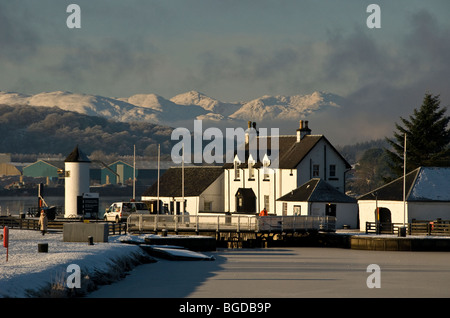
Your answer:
235,188 -> 256,213
325,204 -> 336,217
375,207 -> 392,233
378,207 -> 392,223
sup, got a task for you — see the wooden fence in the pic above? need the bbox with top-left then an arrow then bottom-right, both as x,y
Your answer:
366,220 -> 450,236
0,217 -> 126,235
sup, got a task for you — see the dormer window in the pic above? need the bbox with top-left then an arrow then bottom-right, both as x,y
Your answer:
248,154 -> 255,180
263,154 -> 270,180
234,155 -> 241,180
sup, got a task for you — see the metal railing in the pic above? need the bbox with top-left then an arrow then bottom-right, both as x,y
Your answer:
127,214 -> 336,233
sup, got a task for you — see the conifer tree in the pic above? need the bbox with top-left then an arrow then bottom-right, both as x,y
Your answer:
385,93 -> 450,178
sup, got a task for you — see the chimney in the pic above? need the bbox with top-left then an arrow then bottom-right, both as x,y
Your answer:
296,120 -> 311,142
246,121 -> 258,144
252,121 -> 259,136
245,121 -> 251,144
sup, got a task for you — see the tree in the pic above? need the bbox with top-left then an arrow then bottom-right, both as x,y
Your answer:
349,148 -> 394,195
385,93 -> 450,178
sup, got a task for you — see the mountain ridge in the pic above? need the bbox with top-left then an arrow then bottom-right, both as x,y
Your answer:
0,90 -> 344,126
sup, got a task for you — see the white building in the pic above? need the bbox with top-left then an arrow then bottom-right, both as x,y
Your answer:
141,120 -> 355,228
223,120 -> 352,215
358,167 -> 450,229
276,178 -> 358,229
141,166 -> 224,215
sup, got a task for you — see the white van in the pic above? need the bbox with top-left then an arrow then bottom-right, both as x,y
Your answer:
103,202 -> 149,223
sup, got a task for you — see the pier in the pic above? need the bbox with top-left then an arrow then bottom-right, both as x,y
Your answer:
126,214 -> 336,234
126,214 -> 336,248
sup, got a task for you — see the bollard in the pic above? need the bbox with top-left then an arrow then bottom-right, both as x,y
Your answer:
38,243 -> 48,253
161,229 -> 168,237
88,236 -> 94,245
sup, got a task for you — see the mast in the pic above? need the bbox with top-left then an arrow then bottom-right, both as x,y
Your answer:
133,144 -> 136,201
157,144 -> 160,214
182,143 -> 185,214
403,133 -> 406,227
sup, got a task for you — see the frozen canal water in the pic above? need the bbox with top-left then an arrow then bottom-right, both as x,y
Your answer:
88,247 -> 450,298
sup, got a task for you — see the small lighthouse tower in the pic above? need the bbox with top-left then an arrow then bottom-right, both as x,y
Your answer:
64,145 -> 91,218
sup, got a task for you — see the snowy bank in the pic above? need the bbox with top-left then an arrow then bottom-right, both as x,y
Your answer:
0,229 -> 153,298
0,229 -> 216,298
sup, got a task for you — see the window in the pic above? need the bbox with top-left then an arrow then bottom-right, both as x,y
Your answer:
329,164 -> 336,177
282,202 -> 287,216
293,205 -> 301,215
313,164 -> 320,177
234,158 -> 240,180
248,154 -> 255,180
249,161 -> 254,179
263,154 -> 270,180
204,201 -> 212,212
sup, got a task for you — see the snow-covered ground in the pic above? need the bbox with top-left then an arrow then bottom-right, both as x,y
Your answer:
0,229 -> 211,298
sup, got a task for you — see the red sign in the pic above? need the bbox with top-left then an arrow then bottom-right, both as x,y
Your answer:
3,226 -> 8,248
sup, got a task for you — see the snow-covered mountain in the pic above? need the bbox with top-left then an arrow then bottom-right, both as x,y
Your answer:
229,92 -> 341,121
170,90 -> 242,116
0,90 -> 343,126
0,91 -> 160,122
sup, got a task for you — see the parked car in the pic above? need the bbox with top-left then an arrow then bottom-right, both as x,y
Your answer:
103,202 -> 149,223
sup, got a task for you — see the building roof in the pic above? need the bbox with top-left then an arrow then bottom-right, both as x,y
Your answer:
223,134 -> 351,170
101,160 -> 133,169
277,178 -> 357,203
358,167 -> 450,202
142,166 -> 224,197
24,160 -> 65,170
65,145 -> 90,163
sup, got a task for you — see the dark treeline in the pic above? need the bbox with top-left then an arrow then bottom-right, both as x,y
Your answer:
0,104 -> 175,157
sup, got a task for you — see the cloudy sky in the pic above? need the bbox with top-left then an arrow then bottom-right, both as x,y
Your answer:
1,0 -> 449,144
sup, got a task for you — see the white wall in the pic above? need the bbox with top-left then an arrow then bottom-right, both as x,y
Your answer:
277,200 -> 358,229
198,173 -> 224,213
141,195 -> 198,214
408,202 -> 450,221
276,200 -> 309,216
358,200 -> 407,229
224,166 -> 297,214
64,161 -> 90,218
358,200 -> 450,229
296,138 -> 347,192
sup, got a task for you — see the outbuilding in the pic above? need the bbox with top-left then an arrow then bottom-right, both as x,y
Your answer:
358,167 -> 450,229
276,178 -> 358,229
141,166 -> 224,215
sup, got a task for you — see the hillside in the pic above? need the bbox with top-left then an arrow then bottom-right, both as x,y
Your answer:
0,104 -> 174,156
